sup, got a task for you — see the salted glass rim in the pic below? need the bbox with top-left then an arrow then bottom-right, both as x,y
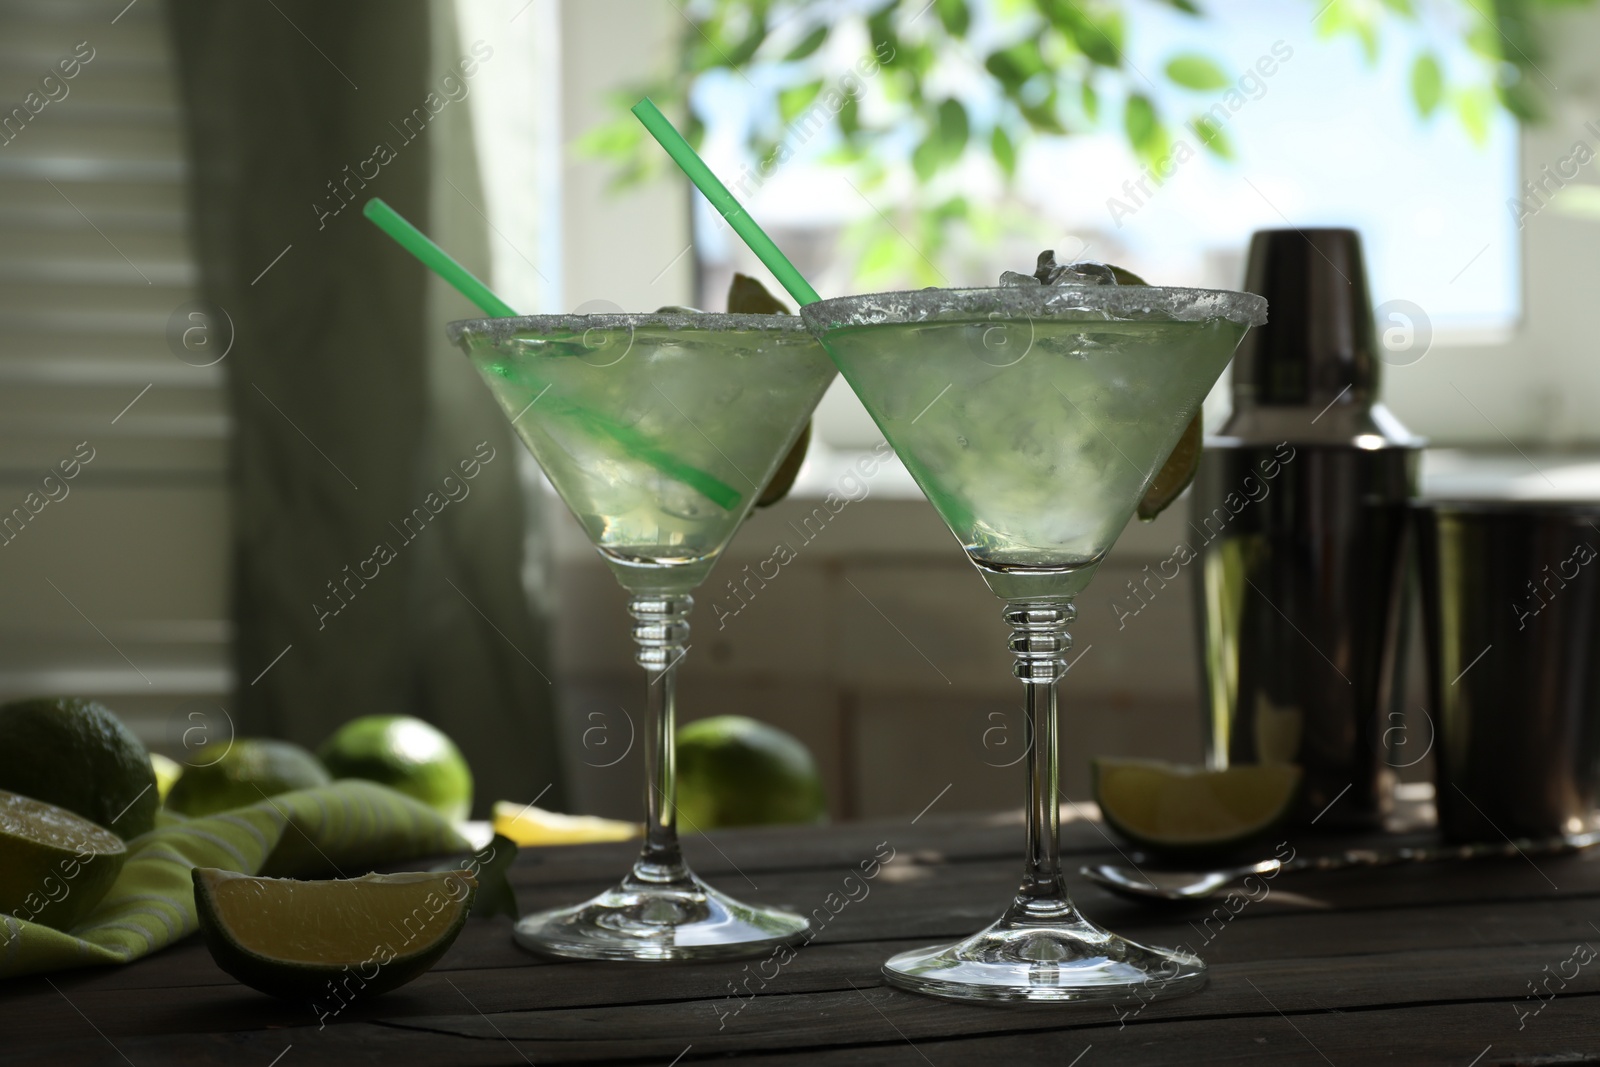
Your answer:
447,312 -> 811,345
798,284 -> 1269,332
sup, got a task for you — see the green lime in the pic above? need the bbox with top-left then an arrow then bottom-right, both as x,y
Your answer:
192,867 -> 476,1005
725,272 -> 812,510
676,716 -> 826,830
0,697 -> 158,840
0,790 -> 126,930
1137,414 -> 1203,522
166,739 -> 331,817
1093,757 -> 1301,858
316,716 -> 473,822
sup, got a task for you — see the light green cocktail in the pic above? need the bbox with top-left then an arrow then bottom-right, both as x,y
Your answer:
803,278 -> 1265,1004
453,311 -> 836,962
467,313 -> 828,594
812,286 -> 1249,601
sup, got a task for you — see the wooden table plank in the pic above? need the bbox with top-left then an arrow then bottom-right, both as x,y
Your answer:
11,966 -> 1597,1067
8,907 -> 1598,1046
4,808 -> 1596,1066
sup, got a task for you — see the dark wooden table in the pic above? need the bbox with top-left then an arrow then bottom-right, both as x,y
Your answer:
6,807 -> 1600,1065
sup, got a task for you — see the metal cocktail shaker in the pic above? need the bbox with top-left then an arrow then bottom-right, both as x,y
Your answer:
1416,502 -> 1600,842
1191,229 -> 1423,829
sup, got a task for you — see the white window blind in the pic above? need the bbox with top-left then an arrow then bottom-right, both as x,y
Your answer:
0,0 -> 230,737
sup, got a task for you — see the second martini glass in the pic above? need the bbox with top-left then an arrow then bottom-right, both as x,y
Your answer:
451,311 -> 836,960
802,281 -> 1266,1002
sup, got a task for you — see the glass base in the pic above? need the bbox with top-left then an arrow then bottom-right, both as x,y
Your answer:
512,867 -> 810,962
882,897 -> 1205,1004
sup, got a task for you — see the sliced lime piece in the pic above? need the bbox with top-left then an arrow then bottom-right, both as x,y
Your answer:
724,272 -> 812,508
193,867 -> 476,1004
0,790 -> 126,930
1137,414 -> 1202,522
1092,757 -> 1301,856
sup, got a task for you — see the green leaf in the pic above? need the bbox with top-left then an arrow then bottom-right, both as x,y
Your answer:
1497,78 -> 1543,124
1124,93 -> 1170,167
1044,2 -> 1124,68
937,98 -> 969,159
1155,0 -> 1202,12
1410,53 -> 1443,117
1123,92 -> 1159,151
1019,91 -> 1066,135
911,134 -> 943,180
724,14 -> 769,67
469,835 -> 520,919
784,25 -> 828,61
1081,80 -> 1099,122
868,1 -> 902,66
1164,53 -> 1230,90
858,230 -> 904,282
1190,114 -> 1233,159
839,93 -> 861,137
1379,0 -> 1416,15
1464,23 -> 1501,61
574,116 -> 644,160
1455,86 -> 1494,146
985,39 -> 1046,95
991,124 -> 1017,179
935,0 -> 971,36
779,79 -> 824,123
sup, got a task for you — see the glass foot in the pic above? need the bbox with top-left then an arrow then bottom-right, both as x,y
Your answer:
513,869 -> 809,962
882,899 -> 1205,1004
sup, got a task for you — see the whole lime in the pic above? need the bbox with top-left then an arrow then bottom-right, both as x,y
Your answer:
316,716 -> 473,822
166,739 -> 331,817
676,716 -> 826,830
0,697 -> 158,840
0,789 -> 127,930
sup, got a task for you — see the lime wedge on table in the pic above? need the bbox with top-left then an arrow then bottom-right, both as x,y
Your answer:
0,790 -> 126,931
193,867 -> 476,1003
1092,758 -> 1301,856
492,802 -> 639,846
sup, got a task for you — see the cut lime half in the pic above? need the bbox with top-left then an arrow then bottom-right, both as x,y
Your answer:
193,867 -> 476,1004
0,790 -> 126,930
1092,758 -> 1301,856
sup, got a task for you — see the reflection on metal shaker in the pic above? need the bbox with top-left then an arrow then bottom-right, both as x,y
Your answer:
1191,228 -> 1422,829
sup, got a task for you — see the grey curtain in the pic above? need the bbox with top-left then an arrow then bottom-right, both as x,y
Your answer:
167,0 -> 563,814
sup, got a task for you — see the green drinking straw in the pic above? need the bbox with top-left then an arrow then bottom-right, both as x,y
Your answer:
631,98 -> 822,308
363,198 -> 517,317
361,196 -> 741,512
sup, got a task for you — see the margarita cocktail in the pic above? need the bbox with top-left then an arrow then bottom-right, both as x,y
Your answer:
803,273 -> 1266,1002
452,311 -> 836,961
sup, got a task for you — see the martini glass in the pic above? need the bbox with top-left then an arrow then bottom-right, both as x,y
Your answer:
801,283 -> 1266,1003
449,310 -> 836,961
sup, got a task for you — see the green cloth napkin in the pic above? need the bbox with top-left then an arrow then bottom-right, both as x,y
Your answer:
0,780 -> 469,980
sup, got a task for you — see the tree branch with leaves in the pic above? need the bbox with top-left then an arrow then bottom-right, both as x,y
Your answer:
582,0 -> 1583,289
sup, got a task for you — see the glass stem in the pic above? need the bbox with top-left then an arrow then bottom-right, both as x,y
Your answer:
628,593 -> 692,884
1006,599 -> 1076,919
